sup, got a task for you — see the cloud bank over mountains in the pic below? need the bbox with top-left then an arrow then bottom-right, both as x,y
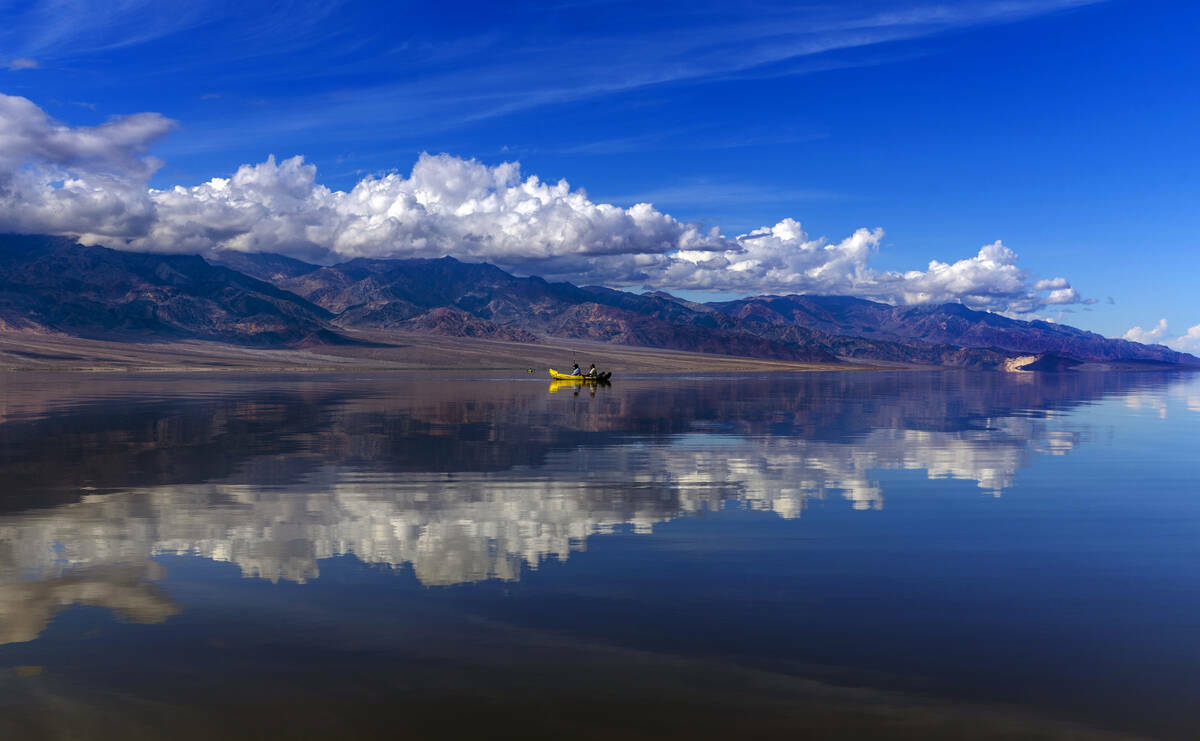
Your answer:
1124,318 -> 1200,354
1,93 -> 1087,314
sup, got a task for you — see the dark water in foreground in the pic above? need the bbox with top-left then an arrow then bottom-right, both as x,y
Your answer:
1,370 -> 1198,739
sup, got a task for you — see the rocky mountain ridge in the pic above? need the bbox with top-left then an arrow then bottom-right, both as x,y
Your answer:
0,235 -> 344,346
708,294 -> 1190,364
0,234 -> 1195,368
219,248 -> 1195,367
218,250 -> 840,362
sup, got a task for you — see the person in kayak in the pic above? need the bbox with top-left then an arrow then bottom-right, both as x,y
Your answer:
571,363 -> 582,376
586,363 -> 598,377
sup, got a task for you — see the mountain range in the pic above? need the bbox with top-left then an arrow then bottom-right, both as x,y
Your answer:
0,235 -> 342,346
0,234 -> 1195,369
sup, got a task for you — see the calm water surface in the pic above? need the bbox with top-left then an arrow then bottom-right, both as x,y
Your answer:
1,370 -> 1198,739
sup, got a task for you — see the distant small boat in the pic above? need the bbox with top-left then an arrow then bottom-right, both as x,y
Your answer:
549,368 -> 612,382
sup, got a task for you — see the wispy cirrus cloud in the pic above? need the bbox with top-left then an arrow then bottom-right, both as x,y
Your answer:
0,0 -> 356,87
601,182 -> 839,210
0,0 -> 212,59
540,124 -> 829,157
7,1 -> 1106,141
243,0 -> 1108,135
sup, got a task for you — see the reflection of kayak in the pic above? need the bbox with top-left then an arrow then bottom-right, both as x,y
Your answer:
548,368 -> 612,381
549,378 -> 611,393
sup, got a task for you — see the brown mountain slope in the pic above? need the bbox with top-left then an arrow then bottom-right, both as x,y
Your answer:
218,253 -> 841,363
3,238 -> 1191,368
710,294 -> 1199,365
0,235 -> 344,346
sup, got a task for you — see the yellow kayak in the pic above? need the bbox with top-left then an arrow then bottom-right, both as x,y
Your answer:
548,368 -> 611,381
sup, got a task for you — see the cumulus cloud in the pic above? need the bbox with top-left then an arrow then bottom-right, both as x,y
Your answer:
1123,318 -> 1169,344
897,241 -> 1042,311
0,94 -> 173,176
666,233 -> 1082,313
1122,319 -> 1200,354
1168,324 -> 1200,354
0,93 -> 174,239
122,153 -> 725,270
0,93 -> 1087,314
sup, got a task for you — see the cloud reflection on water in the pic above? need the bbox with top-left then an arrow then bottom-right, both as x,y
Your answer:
0,370 -> 1194,643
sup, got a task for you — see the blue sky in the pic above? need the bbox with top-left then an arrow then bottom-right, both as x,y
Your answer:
1,0 -> 1196,346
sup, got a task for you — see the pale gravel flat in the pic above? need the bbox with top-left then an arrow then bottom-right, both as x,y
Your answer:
0,329 -> 884,374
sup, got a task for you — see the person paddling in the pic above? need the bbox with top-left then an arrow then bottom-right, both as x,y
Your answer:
586,363 -> 598,377
570,363 -> 582,376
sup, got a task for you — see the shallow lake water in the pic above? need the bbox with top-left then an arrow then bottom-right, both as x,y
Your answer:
1,369 -> 1198,739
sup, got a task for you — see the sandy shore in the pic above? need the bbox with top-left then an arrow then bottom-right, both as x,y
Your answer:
0,330 -> 882,373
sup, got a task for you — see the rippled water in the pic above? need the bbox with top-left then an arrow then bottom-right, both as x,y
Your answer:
1,370 -> 1198,739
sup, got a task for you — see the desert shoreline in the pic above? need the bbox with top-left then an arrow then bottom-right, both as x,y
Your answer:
0,330 -> 891,374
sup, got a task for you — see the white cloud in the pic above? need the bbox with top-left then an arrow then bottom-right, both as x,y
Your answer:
665,233 -> 1084,313
0,93 -> 175,239
1166,324 -> 1200,354
0,94 -> 173,176
0,93 -> 1087,314
6,58 -> 38,71
1033,277 -> 1069,291
1122,319 -> 1200,355
1123,318 -> 1169,344
1045,287 -> 1082,304
122,152 -> 725,269
898,241 -> 1034,310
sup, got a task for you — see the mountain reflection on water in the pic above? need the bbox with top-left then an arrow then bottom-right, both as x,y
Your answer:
3,370 -> 1200,739
0,370 -> 1192,643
